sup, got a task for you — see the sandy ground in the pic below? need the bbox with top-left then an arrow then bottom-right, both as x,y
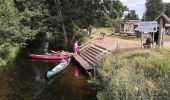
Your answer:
91,31 -> 170,50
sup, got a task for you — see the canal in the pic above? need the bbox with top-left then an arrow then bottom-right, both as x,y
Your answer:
0,40 -> 97,100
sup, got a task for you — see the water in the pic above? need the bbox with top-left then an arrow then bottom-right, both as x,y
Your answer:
0,41 -> 97,100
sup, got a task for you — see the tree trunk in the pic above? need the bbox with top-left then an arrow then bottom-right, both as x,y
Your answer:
70,33 -> 75,44
54,0 -> 68,45
62,22 -> 68,45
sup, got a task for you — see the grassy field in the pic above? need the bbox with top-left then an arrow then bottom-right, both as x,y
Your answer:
97,48 -> 170,100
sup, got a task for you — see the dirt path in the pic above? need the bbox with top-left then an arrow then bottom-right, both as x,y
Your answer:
92,33 -> 170,50
91,32 -> 141,50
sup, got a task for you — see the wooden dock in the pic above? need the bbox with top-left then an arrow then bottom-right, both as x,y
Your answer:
73,39 -> 116,76
73,54 -> 94,71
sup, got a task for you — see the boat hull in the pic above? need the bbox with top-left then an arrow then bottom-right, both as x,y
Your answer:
29,54 -> 68,60
47,57 -> 71,78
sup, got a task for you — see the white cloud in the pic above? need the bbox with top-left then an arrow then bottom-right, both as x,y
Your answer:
120,0 -> 146,19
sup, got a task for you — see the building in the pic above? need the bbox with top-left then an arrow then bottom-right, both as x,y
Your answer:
120,20 -> 141,35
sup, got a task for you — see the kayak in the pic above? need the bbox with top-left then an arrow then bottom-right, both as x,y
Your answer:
50,51 -> 68,56
29,54 -> 68,60
47,57 -> 71,78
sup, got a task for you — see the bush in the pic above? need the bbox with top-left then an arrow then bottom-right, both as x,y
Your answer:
0,43 -> 19,69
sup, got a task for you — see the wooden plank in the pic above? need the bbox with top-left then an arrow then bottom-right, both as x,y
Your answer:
73,54 -> 94,70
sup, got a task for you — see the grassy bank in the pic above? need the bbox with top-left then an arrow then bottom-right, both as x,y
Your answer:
97,48 -> 170,100
0,43 -> 19,70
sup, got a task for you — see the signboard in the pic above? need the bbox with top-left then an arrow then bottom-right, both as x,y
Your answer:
138,21 -> 158,33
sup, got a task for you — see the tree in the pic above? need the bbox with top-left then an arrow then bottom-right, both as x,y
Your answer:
165,3 -> 170,18
124,10 -> 139,21
0,0 -> 23,44
99,0 -> 127,26
145,0 -> 165,21
13,0 -> 126,46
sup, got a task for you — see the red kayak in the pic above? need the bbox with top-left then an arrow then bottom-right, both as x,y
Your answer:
29,54 -> 68,60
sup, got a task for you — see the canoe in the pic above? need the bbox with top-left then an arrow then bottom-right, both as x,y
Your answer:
47,57 -> 71,78
29,54 -> 68,60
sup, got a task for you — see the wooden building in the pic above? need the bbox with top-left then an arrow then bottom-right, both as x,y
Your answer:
154,14 -> 170,47
120,20 -> 141,35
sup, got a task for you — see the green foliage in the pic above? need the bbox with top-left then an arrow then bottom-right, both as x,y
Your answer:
145,0 -> 165,21
124,10 -> 139,21
98,0 -> 126,27
0,0 -> 19,44
165,3 -> 170,17
97,49 -> 170,100
112,17 -> 123,27
0,44 -> 19,69
0,0 -> 127,66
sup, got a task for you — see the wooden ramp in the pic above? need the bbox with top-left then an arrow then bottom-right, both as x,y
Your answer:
73,38 -> 117,75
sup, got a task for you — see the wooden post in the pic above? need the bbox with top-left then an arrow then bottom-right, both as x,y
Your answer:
162,28 -> 165,46
141,32 -> 143,48
152,32 -> 155,48
158,18 -> 163,48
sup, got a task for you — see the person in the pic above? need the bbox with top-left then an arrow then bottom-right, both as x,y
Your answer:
102,32 -> 105,40
143,37 -> 152,48
88,25 -> 93,36
154,30 -> 159,45
100,32 -> 105,40
74,40 -> 79,55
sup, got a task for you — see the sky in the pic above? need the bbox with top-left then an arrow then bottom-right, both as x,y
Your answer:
120,0 -> 146,19
120,0 -> 170,19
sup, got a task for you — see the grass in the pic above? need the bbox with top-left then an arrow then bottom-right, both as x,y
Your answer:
97,48 -> 170,100
92,27 -> 114,35
110,35 -> 140,40
0,44 -> 19,69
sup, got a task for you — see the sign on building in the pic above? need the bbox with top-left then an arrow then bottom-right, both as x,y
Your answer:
138,21 -> 158,33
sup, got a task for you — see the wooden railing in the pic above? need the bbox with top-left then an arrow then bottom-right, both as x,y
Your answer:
96,45 -> 116,61
79,38 -> 97,53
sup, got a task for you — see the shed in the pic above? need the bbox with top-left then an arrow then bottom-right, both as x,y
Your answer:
154,13 -> 170,47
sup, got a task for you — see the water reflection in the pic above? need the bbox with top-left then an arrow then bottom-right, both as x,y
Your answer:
0,40 -> 97,100
74,66 -> 79,78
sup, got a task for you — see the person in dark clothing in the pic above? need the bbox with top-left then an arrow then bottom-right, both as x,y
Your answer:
143,37 -> 152,48
154,30 -> 159,45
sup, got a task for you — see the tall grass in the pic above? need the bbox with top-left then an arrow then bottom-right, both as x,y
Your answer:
97,49 -> 170,100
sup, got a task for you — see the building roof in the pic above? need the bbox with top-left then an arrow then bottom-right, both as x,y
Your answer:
128,20 -> 141,22
154,13 -> 170,23
125,20 -> 141,25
